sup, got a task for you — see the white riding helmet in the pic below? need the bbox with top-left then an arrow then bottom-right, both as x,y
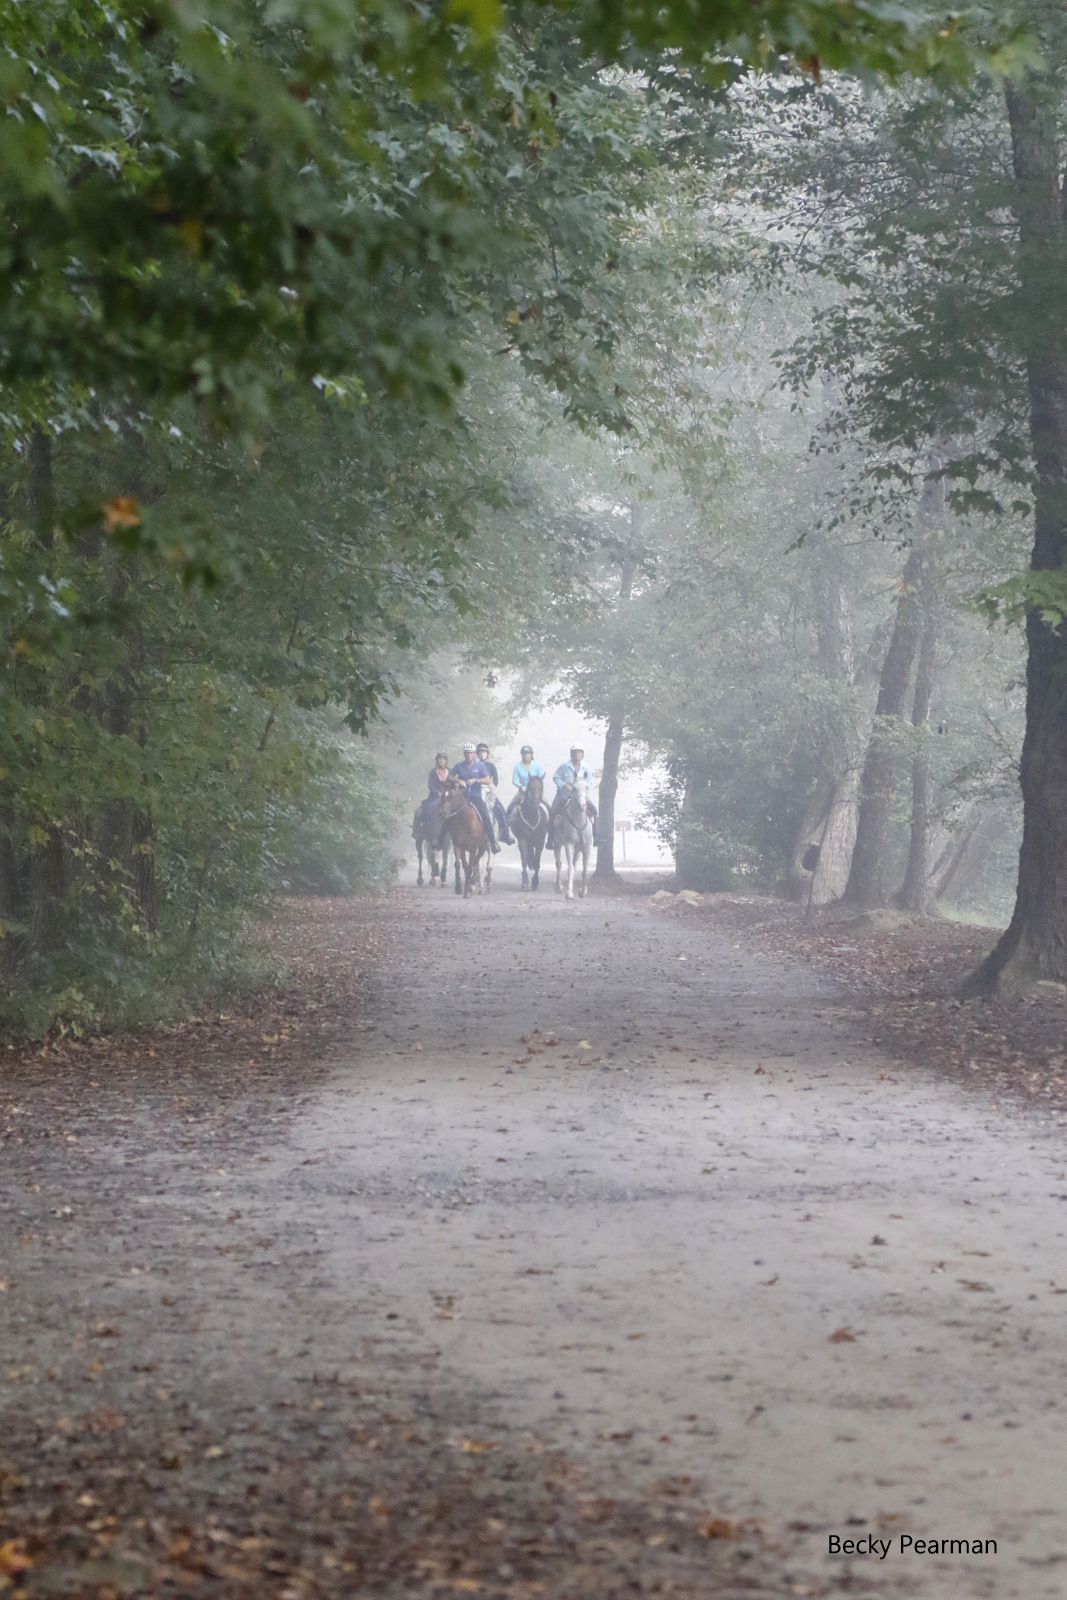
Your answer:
463,740 -> 476,754
570,743 -> 585,755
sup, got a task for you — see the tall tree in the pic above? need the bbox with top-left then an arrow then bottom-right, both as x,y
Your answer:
965,70 -> 1067,990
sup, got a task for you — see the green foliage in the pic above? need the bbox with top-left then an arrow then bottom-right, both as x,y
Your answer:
0,0 -> 1041,1037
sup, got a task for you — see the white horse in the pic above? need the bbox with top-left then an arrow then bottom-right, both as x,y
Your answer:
553,779 -> 593,899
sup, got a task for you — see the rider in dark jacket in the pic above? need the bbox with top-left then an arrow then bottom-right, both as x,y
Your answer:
427,752 -> 450,801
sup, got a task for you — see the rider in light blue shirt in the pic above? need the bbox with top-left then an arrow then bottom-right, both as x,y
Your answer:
548,743 -> 598,845
508,745 -> 546,832
513,749 -> 546,789
552,755 -> 593,791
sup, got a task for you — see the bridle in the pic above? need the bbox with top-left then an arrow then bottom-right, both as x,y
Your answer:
562,783 -> 589,831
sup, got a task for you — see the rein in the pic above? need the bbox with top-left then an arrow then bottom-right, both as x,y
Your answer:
520,791 -> 541,828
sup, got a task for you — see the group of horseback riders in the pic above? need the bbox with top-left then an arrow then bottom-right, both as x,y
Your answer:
424,740 -> 598,854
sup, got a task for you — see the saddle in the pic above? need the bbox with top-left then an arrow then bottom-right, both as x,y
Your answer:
422,798 -> 449,847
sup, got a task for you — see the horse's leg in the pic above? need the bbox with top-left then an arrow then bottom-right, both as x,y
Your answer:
416,837 -> 424,887
485,847 -> 492,895
454,841 -> 463,896
564,842 -> 575,900
578,841 -> 589,897
555,846 -> 563,893
519,836 -> 529,889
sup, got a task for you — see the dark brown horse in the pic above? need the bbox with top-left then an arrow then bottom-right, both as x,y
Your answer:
412,798 -> 450,887
512,774 -> 549,890
440,780 -> 493,898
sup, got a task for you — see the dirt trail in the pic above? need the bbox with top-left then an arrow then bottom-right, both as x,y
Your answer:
288,880 -> 1065,1594
3,884 -> 1066,1598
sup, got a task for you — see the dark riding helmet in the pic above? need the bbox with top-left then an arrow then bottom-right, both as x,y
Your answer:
476,741 -> 490,755
434,750 -> 448,762
521,744 -> 534,756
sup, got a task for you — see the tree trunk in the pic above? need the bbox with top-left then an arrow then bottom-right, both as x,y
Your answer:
965,83 -> 1067,993
595,711 -> 625,880
811,769 -> 861,904
787,768 -> 837,899
896,462 -> 945,914
788,560 -> 855,901
594,555 -> 636,883
842,545 -> 924,908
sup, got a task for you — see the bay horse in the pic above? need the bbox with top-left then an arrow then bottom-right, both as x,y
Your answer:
440,780 -> 492,898
553,779 -> 593,900
412,799 -> 450,887
512,774 -> 549,890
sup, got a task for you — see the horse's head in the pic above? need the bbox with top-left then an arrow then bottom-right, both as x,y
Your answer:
563,779 -> 588,826
519,773 -> 545,828
441,779 -> 465,813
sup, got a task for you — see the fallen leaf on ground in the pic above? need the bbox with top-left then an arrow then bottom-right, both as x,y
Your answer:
828,1326 -> 856,1343
0,1540 -> 34,1576
461,1438 -> 499,1454
699,1518 -> 738,1539
959,1280 -> 992,1292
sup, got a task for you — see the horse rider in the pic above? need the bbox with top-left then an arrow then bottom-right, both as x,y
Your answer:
475,742 -> 516,846
549,743 -> 598,845
427,751 -> 450,803
450,741 -> 500,852
507,745 -> 546,826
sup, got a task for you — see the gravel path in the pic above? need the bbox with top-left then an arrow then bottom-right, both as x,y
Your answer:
2,885 -> 1066,1598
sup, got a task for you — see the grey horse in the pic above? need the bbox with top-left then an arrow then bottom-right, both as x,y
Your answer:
553,779 -> 593,899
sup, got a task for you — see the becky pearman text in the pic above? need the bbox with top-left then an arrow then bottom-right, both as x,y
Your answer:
829,1535 -> 997,1558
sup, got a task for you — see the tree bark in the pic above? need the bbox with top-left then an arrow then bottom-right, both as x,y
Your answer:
788,560 -> 856,902
894,589 -> 941,912
594,554 -> 636,882
842,546 -> 924,908
965,82 -> 1067,993
595,712 -> 625,879
896,457 -> 945,914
